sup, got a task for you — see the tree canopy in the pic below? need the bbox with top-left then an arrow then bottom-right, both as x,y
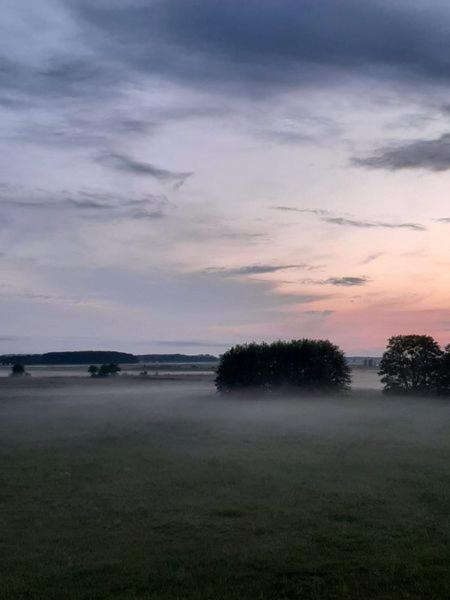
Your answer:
379,335 -> 444,394
10,363 -> 25,377
215,339 -> 351,393
88,363 -> 121,378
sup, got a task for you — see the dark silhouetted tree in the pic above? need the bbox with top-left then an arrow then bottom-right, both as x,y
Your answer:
96,363 -> 121,378
215,339 -> 350,393
10,363 -> 25,377
437,344 -> 450,396
379,335 -> 443,394
88,365 -> 99,377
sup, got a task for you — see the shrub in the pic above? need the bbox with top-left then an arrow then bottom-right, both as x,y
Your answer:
215,339 -> 351,393
88,363 -> 121,378
88,365 -> 99,377
10,363 -> 25,377
379,335 -> 443,394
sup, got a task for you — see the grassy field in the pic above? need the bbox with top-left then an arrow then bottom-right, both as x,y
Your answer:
1,375 -> 450,599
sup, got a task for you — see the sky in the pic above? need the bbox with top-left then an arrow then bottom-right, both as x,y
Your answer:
1,0 -> 450,356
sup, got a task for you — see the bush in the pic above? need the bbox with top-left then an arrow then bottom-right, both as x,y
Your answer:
88,363 -> 121,378
10,363 -> 25,377
215,339 -> 351,393
379,335 -> 443,394
88,365 -> 98,377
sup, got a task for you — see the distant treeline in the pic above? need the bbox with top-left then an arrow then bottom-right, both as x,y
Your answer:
0,351 -> 219,366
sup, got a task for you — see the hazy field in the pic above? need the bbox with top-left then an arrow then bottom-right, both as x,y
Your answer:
0,363 -> 217,378
1,373 -> 450,599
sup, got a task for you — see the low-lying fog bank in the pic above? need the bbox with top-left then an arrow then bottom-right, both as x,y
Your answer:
2,377 -> 449,599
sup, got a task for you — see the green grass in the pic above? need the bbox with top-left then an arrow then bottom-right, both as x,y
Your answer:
1,377 -> 450,599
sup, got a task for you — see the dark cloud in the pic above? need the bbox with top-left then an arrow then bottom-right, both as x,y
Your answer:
129,209 -> 165,220
324,276 -> 369,287
354,133 -> 450,172
323,217 -> 426,231
1,0 -> 450,122
204,264 -> 307,276
0,54 -> 117,104
304,276 -> 369,287
73,0 -> 450,96
65,198 -> 112,210
437,217 -> 450,223
97,152 -> 192,188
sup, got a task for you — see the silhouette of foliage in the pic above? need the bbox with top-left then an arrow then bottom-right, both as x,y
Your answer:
88,365 -> 99,377
10,363 -> 25,377
215,339 -> 351,393
88,363 -> 121,378
0,352 -> 217,365
379,335 -> 443,394
437,344 -> 450,396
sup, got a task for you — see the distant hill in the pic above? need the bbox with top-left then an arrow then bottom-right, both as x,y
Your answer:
0,351 -> 219,365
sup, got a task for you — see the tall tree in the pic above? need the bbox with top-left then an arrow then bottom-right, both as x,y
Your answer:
379,335 -> 443,394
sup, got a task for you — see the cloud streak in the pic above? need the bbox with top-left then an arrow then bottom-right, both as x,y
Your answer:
271,206 -> 332,216
97,152 -> 192,188
354,133 -> 450,172
323,217 -> 426,231
303,276 -> 369,287
203,264 -> 309,276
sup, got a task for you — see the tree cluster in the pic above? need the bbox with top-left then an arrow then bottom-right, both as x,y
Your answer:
88,364 -> 121,378
215,339 -> 351,393
10,363 -> 27,377
379,335 -> 450,395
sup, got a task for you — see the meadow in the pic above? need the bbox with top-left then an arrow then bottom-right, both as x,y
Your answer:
1,372 -> 450,599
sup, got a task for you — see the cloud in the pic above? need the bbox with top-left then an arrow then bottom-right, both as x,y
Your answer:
361,252 -> 385,264
97,152 -> 192,188
354,133 -> 450,172
304,276 -> 369,287
300,309 -> 334,317
437,217 -> 450,223
73,0 -> 450,96
323,217 -> 426,231
271,206 -> 332,216
324,276 -> 369,286
0,185 -> 171,219
129,209 -> 166,220
272,208 -> 426,232
203,264 -> 308,276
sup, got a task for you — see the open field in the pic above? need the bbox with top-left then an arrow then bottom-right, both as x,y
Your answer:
1,374 -> 450,599
0,363 -> 218,378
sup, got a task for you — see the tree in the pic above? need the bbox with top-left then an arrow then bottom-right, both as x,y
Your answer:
96,363 -> 121,378
88,365 -> 99,377
437,345 -> 450,396
106,363 -> 121,376
10,363 -> 25,377
379,335 -> 443,394
215,339 -> 351,393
